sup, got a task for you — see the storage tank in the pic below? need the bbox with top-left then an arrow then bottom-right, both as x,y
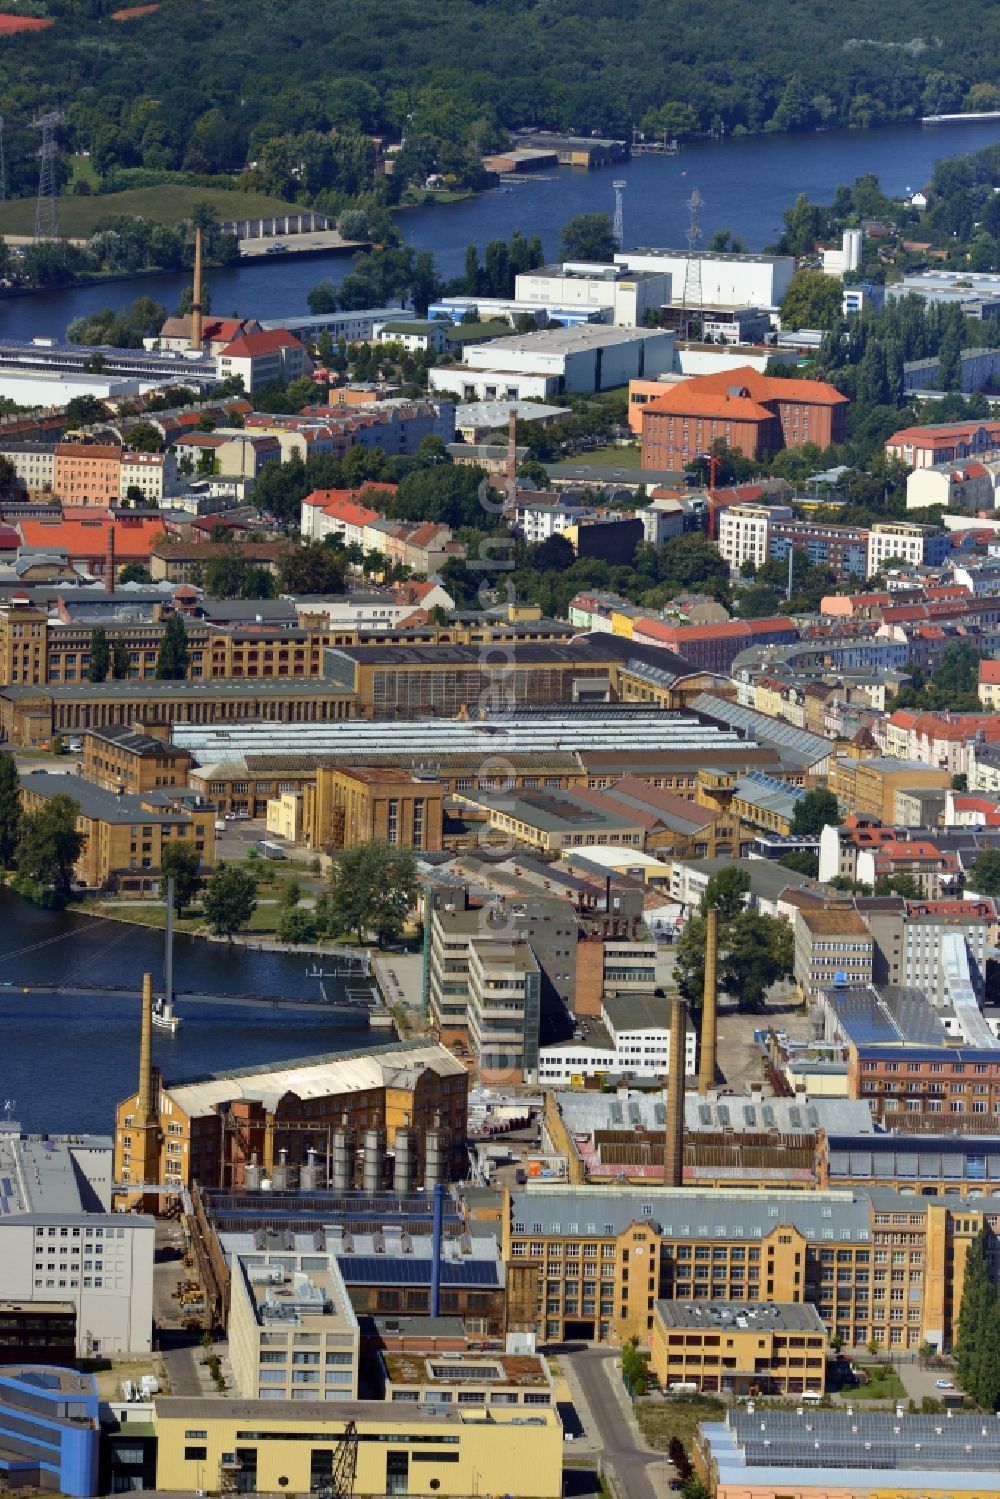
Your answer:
424,1112 -> 447,1189
843,227 -> 863,273
363,1123 -> 385,1192
270,1148 -> 296,1191
331,1115 -> 354,1192
299,1147 -> 319,1192
243,1154 -> 262,1191
393,1126 -> 413,1194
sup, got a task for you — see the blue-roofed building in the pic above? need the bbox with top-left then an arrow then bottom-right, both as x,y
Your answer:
0,1366 -> 100,1497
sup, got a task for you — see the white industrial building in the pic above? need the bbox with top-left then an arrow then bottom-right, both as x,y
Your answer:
615,249 -> 795,310
428,324 -> 675,402
0,371 -> 144,406
513,262 -> 671,327
537,993 -> 697,1085
0,1125 -> 154,1356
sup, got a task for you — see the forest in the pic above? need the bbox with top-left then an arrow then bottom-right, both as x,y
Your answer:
0,0 -> 999,214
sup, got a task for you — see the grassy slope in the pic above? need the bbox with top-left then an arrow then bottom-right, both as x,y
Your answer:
0,184 -> 306,238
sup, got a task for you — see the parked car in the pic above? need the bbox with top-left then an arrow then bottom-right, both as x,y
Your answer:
936,1380 -> 954,1390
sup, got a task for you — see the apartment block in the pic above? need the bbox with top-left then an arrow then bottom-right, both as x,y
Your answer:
467,936 -> 541,1083
866,521 -> 951,574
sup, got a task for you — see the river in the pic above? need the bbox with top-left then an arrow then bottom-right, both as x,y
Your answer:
0,889 -> 372,1135
4,119 -> 1000,341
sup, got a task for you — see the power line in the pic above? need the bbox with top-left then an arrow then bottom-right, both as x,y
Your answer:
681,186 -> 704,340
33,109 -> 61,241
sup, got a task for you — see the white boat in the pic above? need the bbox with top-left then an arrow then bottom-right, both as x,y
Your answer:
155,877 -> 181,1033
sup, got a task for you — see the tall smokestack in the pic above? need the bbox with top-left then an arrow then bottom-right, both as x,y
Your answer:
506,407 -> 518,497
664,992 -> 687,1188
137,972 -> 156,1124
190,225 -> 204,352
105,524 -> 115,593
698,905 -> 719,1096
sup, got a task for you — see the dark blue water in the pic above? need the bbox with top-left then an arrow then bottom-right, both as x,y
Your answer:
3,119 -> 1000,340
0,889 -> 372,1135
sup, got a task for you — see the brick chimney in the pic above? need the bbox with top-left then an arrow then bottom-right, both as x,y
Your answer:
105,525 -> 116,592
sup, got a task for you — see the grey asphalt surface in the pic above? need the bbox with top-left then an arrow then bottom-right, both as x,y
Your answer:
565,1348 -> 674,1499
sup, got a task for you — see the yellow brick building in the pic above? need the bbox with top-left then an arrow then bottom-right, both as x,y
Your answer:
82,723 -> 193,795
650,1300 -> 828,1396
153,1398 -> 563,1498
502,1184 -> 987,1354
115,1040 -> 469,1199
304,766 -> 444,853
19,771 -> 215,896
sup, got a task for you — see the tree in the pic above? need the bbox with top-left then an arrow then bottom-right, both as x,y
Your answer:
14,794 -> 84,905
791,788 -> 840,836
87,625 -> 110,683
956,1229 -> 994,1400
155,613 -> 189,679
720,909 -> 794,1010
531,534 -> 575,572
278,543 -> 346,595
780,269 -> 845,331
675,869 -> 793,1012
0,754 -> 21,872
111,639 -> 130,680
778,849 -> 819,878
968,849 -> 1000,897
278,906 -> 318,944
118,564 -> 152,585
702,866 -> 750,922
327,840 -> 417,945
160,839 -> 203,913
202,864 -> 258,937
559,212 -> 617,262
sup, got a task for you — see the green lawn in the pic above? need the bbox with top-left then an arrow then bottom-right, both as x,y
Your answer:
0,184 -> 306,238
851,1364 -> 906,1400
635,1394 -> 726,1454
583,443 -> 643,468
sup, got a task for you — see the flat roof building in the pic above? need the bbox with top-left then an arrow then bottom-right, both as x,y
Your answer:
0,1127 -> 153,1357
652,1299 -> 827,1396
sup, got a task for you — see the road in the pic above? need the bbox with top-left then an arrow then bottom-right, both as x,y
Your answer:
566,1348 -> 673,1499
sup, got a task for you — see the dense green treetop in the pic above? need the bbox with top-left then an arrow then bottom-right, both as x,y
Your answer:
2,0 -> 1000,202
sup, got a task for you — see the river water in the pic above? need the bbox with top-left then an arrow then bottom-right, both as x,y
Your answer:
4,119 -> 1000,341
0,889 -> 372,1135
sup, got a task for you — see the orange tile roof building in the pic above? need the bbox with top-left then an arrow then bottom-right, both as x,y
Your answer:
885,419 -> 1000,469
17,515 -> 166,584
639,366 -> 848,469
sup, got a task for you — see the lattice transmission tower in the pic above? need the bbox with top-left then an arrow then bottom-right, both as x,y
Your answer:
613,179 -> 626,250
680,187 -> 704,339
34,110 -> 61,241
